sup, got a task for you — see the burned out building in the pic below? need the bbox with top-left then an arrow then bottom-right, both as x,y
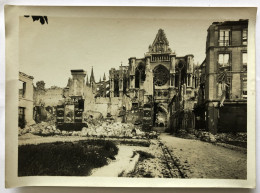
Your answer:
194,20 -> 248,134
168,65 -> 200,133
19,72 -> 35,128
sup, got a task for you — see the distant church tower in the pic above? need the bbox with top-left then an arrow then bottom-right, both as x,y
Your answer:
90,67 -> 95,87
89,67 -> 96,93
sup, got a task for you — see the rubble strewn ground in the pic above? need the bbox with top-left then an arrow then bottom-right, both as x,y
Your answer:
175,129 -> 247,149
122,139 -> 184,178
19,120 -> 158,139
18,120 -> 247,179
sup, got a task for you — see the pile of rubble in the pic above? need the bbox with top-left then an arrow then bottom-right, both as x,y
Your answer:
175,129 -> 197,140
215,132 -> 247,143
194,130 -> 247,147
18,122 -> 60,136
174,129 -> 247,149
19,121 -> 159,139
194,131 -> 217,143
175,130 -> 217,143
67,122 -> 158,139
80,122 -> 145,138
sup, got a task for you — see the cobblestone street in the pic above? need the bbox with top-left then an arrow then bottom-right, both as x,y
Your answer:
159,133 -> 247,179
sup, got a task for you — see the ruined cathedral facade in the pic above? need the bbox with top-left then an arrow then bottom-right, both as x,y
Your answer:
105,29 -> 198,130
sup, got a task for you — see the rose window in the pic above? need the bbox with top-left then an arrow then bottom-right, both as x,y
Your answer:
153,65 -> 169,86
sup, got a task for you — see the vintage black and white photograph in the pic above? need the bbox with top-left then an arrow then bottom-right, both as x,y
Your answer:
5,6 -> 256,188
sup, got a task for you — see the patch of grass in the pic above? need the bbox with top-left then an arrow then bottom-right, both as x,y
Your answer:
18,139 -> 118,176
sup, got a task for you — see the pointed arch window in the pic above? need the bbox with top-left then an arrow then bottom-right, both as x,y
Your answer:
135,63 -> 146,88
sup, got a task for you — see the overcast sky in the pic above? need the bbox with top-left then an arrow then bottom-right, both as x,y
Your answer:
19,14 -> 224,88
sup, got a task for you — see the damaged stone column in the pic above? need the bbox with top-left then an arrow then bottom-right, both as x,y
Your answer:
169,55 -> 176,98
69,70 -> 86,98
129,57 -> 136,89
143,56 -> 153,104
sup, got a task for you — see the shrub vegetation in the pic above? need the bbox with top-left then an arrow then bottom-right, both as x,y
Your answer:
18,140 -> 118,176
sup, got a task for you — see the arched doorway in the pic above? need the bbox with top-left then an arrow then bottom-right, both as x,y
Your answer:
153,103 -> 168,132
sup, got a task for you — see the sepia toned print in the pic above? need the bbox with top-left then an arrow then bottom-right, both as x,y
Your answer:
5,6 -> 256,188
18,17 -> 248,179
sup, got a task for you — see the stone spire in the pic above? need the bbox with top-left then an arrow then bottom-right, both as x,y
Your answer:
90,66 -> 95,83
149,29 -> 172,53
66,77 -> 72,88
103,73 -> 106,81
99,77 -> 101,83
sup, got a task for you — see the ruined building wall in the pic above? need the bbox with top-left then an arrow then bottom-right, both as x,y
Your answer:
83,86 -> 123,119
85,95 -> 132,119
34,87 -> 64,107
19,72 -> 35,126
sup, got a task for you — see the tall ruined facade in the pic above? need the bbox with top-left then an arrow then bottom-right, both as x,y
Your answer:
109,65 -> 129,98
194,20 -> 248,134
108,29 -> 198,130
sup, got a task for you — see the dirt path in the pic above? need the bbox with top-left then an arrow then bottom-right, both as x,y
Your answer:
90,145 -> 140,177
159,133 -> 247,179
